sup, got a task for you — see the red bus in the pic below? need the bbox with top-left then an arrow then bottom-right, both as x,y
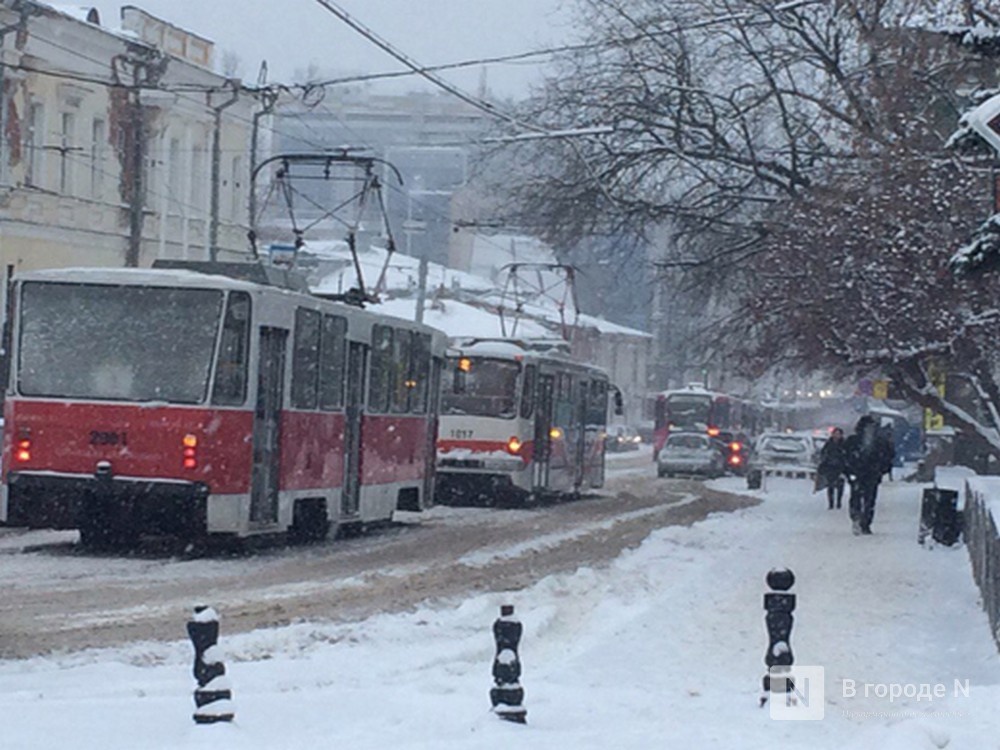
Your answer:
651,386 -> 758,458
1,267 -> 447,548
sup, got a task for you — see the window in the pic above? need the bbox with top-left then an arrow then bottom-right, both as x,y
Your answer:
18,283 -> 222,404
368,324 -> 393,413
212,291 -> 251,405
229,155 -> 243,221
191,145 -> 205,210
319,314 -> 347,411
441,356 -> 519,418
390,329 -> 412,413
587,379 -> 608,426
291,308 -> 321,409
409,333 -> 431,414
168,137 -> 182,211
25,103 -> 44,188
59,112 -> 75,195
521,364 -> 536,419
90,119 -> 106,200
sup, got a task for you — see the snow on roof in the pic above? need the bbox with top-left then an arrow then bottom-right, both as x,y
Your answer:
370,297 -> 551,340
307,240 -> 494,297
15,267 -> 261,292
307,239 -> 648,340
48,5 -> 100,24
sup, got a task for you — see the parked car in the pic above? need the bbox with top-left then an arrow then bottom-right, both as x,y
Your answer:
746,431 -> 816,488
657,432 -> 726,478
607,425 -> 643,452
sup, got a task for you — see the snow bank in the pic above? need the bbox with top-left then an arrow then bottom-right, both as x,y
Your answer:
1,477 -> 998,749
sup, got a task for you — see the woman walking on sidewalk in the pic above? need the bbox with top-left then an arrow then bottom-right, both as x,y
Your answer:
817,427 -> 848,509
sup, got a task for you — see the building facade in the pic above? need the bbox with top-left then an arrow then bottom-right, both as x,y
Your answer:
0,2 -> 254,275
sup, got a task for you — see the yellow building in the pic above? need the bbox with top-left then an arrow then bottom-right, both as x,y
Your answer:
0,2 -> 255,275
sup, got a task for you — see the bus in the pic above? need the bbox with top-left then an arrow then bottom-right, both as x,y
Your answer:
651,386 -> 759,458
435,338 -> 614,505
1,266 -> 447,548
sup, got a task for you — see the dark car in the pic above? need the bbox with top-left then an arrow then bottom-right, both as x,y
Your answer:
657,432 -> 726,478
607,425 -> 642,452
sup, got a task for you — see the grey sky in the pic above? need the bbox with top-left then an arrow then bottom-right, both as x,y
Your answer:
84,0 -> 571,97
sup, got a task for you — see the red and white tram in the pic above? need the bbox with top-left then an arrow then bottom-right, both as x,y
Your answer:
1,266 -> 447,548
435,338 -> 613,505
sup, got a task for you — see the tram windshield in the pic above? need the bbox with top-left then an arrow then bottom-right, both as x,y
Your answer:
17,282 -> 224,404
442,356 -> 520,418
666,394 -> 713,430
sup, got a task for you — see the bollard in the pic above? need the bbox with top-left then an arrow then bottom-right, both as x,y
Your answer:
760,568 -> 795,707
186,605 -> 235,724
490,604 -> 527,724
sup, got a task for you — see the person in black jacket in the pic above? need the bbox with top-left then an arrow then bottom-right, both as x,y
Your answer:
844,415 -> 892,535
817,427 -> 848,510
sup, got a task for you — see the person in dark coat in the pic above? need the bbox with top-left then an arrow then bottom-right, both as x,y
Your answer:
817,427 -> 848,510
844,415 -> 892,535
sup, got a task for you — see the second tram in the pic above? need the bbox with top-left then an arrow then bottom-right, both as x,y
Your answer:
435,338 -> 613,505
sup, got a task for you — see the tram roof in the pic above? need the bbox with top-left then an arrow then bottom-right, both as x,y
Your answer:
14,267 -> 263,293
447,337 -> 609,376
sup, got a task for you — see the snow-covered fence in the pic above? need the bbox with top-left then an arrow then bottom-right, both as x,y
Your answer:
965,479 -> 1000,651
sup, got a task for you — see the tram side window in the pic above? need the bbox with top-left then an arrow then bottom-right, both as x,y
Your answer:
521,364 -> 536,419
212,291 -> 251,406
587,380 -> 608,426
319,314 -> 347,411
292,308 -> 321,409
390,329 -> 412,414
409,332 -> 431,414
554,373 -> 574,426
369,324 -> 393,413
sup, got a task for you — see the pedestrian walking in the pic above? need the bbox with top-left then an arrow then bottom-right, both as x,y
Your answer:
844,415 -> 892,535
817,427 -> 848,510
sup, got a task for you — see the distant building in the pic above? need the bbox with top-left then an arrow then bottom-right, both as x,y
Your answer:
0,2 -> 254,274
264,89 -> 491,266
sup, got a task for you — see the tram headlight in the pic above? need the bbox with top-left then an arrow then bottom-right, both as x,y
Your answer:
549,427 -> 563,440
506,436 -> 523,454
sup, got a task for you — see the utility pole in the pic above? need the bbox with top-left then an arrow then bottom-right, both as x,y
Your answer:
248,85 -> 279,251
208,80 -> 240,261
0,3 -> 36,186
115,46 -> 166,268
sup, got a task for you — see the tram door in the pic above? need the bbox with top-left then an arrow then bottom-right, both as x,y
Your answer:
250,327 -> 287,525
421,357 -> 443,509
341,341 -> 366,518
573,378 -> 588,490
533,374 -> 555,490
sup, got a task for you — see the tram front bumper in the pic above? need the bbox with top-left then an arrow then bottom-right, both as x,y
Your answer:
3,470 -> 210,536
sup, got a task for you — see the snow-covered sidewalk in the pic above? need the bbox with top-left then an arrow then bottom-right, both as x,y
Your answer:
2,476 -> 998,749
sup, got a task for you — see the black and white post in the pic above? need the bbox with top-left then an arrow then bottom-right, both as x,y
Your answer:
187,605 -> 235,724
760,568 -> 796,707
490,604 -> 527,724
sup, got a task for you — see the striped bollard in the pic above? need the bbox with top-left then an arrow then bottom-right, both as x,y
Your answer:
490,604 -> 527,724
187,606 -> 235,724
760,568 -> 796,707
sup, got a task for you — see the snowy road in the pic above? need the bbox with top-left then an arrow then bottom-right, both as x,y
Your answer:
0,448 -> 756,659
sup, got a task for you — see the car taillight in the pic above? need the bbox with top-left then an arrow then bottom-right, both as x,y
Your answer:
15,437 -> 31,463
729,441 -> 742,453
182,434 -> 198,469
707,426 -> 721,437
729,454 -> 742,466
506,436 -> 523,454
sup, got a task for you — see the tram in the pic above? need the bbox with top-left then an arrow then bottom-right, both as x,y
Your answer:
1,266 -> 447,548
435,338 -> 614,505
650,385 -> 762,459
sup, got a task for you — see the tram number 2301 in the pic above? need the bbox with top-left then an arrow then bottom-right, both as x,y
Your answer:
449,429 -> 474,439
90,430 -> 127,446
